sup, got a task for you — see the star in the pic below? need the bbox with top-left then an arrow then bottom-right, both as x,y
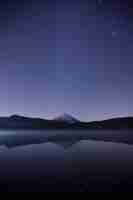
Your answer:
112,31 -> 118,38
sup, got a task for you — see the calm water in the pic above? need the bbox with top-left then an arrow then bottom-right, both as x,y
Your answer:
0,129 -> 133,147
0,129 -> 133,192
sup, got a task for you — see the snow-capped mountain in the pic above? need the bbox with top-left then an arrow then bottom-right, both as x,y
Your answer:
54,113 -> 79,124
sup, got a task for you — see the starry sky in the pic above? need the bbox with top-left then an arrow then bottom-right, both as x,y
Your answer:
0,0 -> 132,121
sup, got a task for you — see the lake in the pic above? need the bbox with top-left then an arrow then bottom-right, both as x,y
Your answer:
0,129 -> 133,192
0,129 -> 133,147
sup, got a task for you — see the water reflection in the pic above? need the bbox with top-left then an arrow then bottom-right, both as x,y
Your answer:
0,129 -> 133,148
0,130 -> 133,191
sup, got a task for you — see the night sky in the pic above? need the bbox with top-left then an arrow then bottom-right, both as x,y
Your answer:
0,0 -> 132,121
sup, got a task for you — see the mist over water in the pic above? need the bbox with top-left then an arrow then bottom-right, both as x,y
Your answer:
0,130 -> 133,192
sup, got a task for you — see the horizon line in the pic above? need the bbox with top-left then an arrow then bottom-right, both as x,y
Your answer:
0,113 -> 132,123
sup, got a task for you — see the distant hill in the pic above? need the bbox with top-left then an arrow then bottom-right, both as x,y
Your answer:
0,114 -> 132,129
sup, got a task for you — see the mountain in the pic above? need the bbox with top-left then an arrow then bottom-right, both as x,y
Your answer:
87,117 -> 133,129
54,113 -> 79,124
0,114 -> 132,129
10,115 -> 28,120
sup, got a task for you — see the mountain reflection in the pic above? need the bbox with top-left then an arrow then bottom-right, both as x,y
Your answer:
0,130 -> 133,191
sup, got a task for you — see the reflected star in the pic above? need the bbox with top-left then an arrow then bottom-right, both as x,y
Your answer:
97,0 -> 103,5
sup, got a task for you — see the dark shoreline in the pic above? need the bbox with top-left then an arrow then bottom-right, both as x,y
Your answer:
0,115 -> 132,129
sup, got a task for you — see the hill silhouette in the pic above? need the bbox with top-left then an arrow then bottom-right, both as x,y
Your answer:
0,114 -> 132,129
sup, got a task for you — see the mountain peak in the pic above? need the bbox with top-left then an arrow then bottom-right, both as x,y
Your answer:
54,113 -> 79,124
